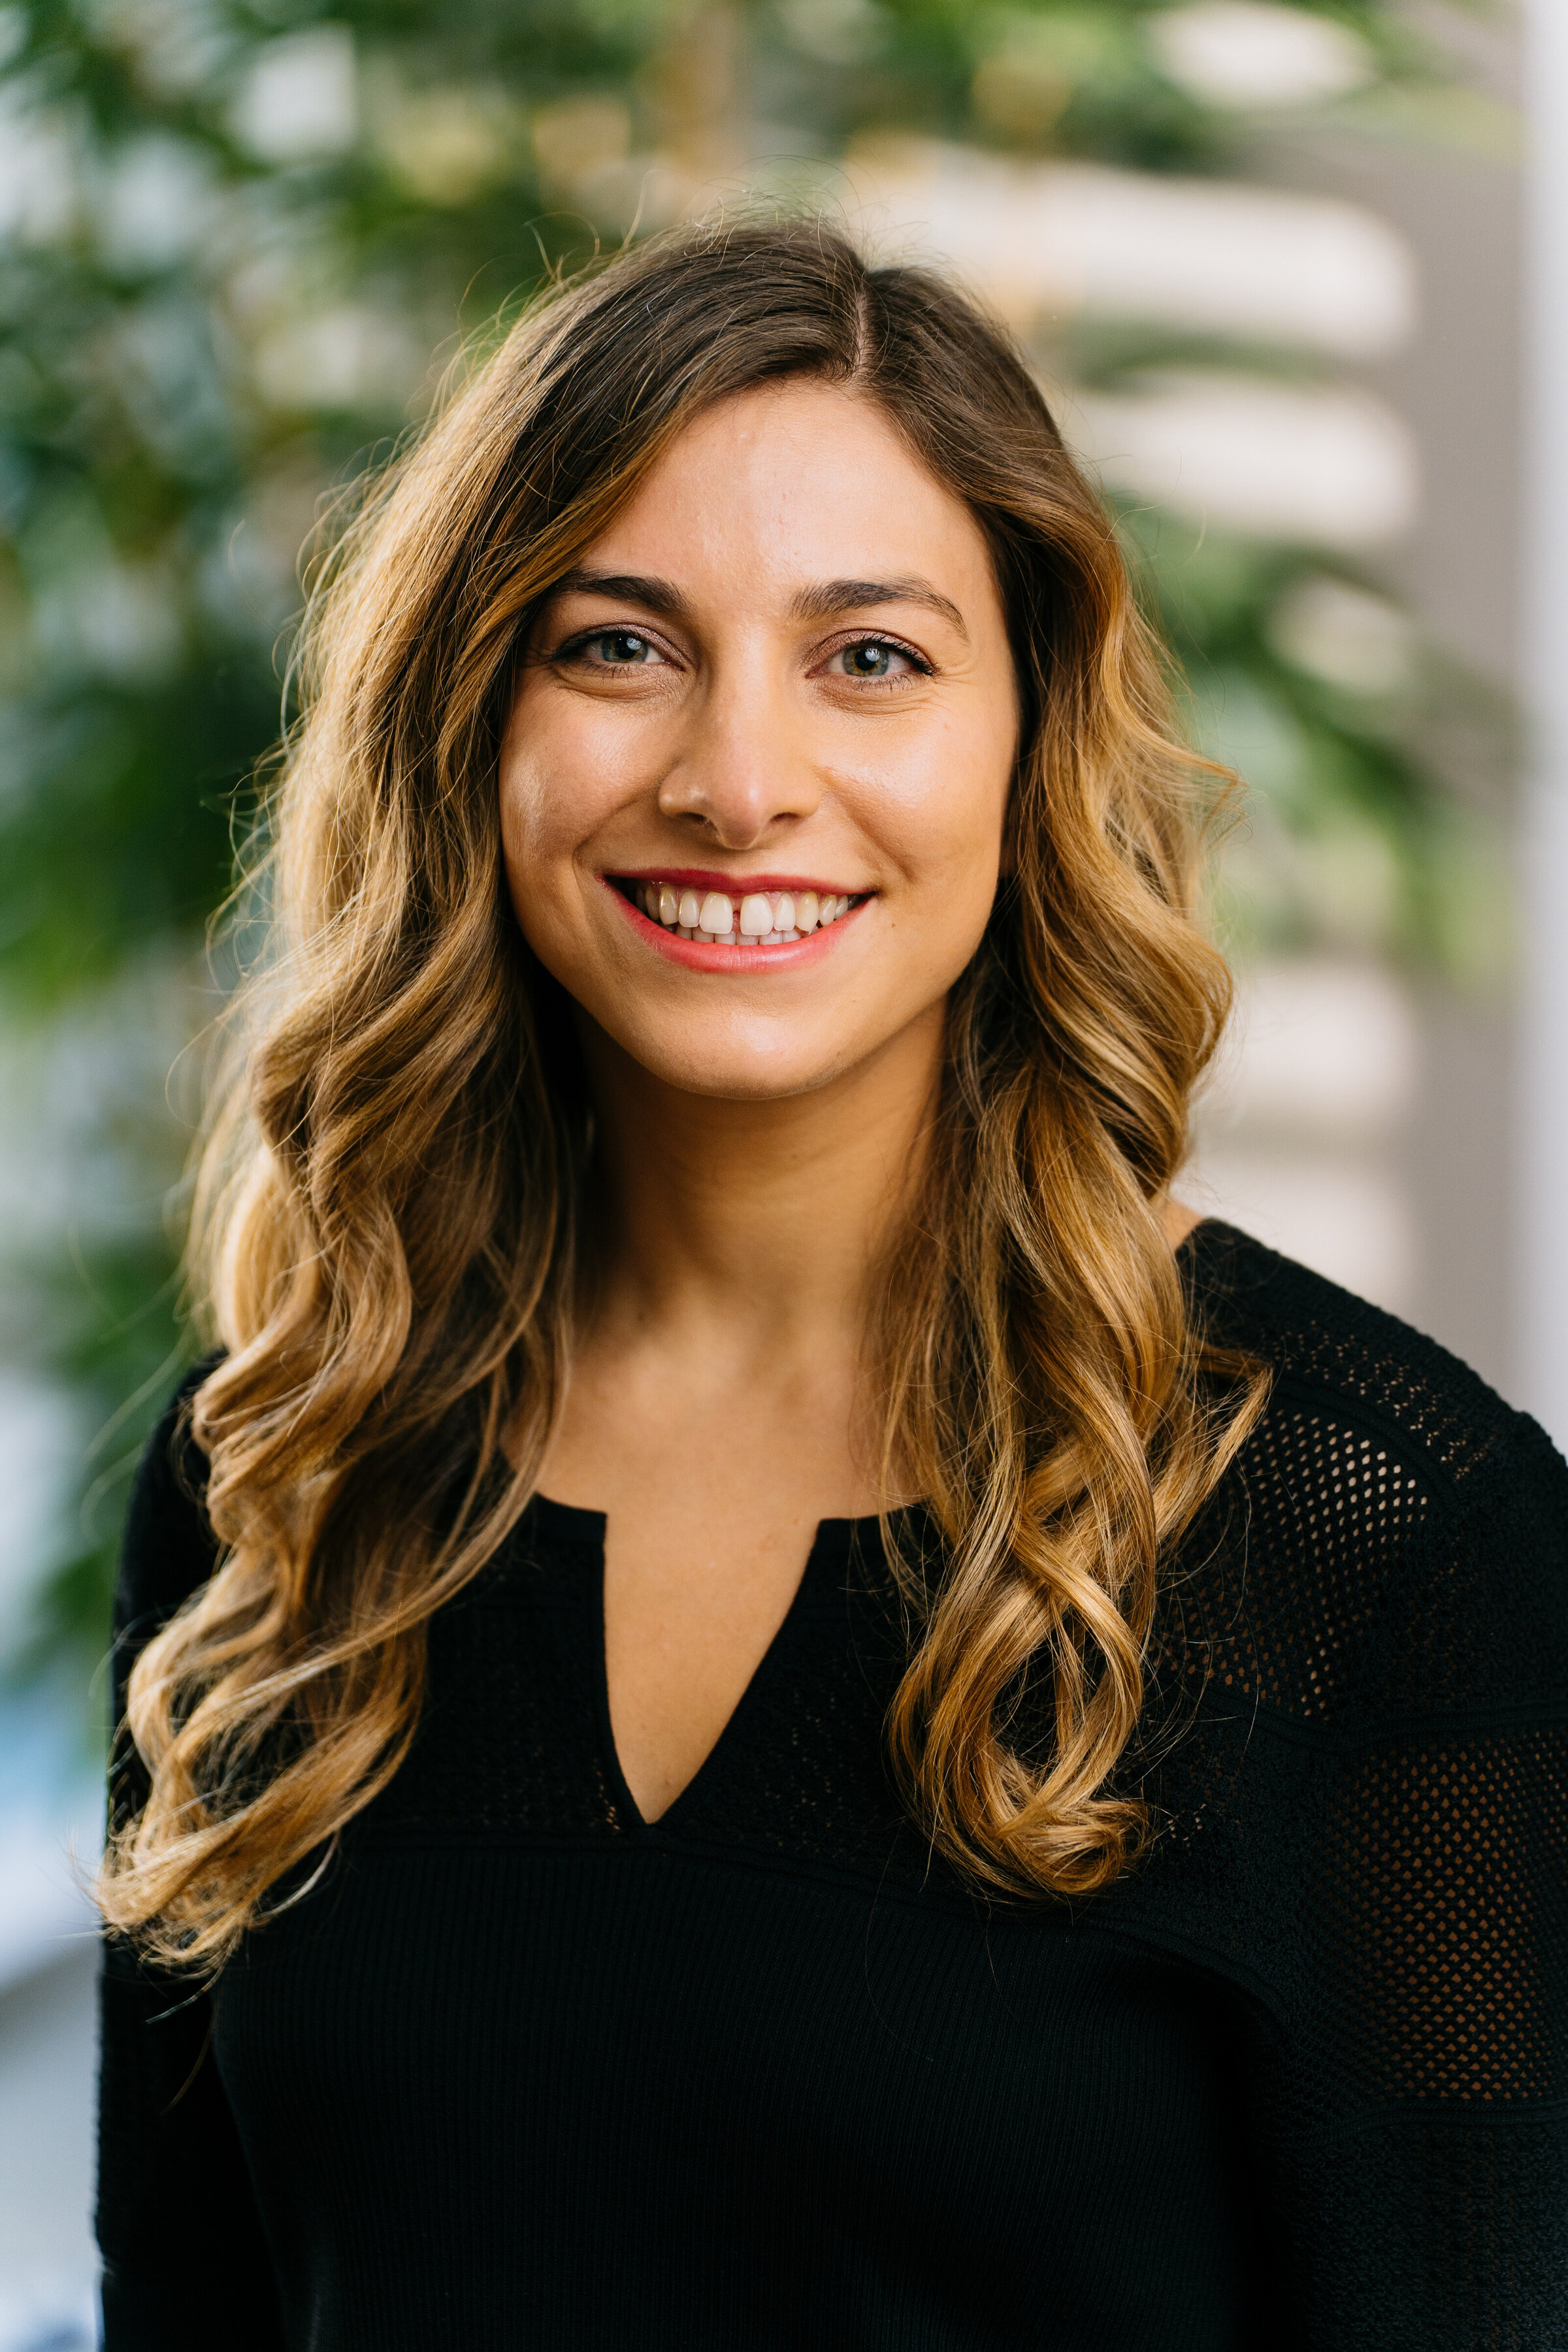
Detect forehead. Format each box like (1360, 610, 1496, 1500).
(576, 378, 998, 598)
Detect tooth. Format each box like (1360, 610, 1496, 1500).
(659, 884, 678, 926)
(678, 890, 701, 929)
(772, 892, 794, 932)
(644, 883, 659, 917)
(739, 892, 772, 937)
(699, 892, 733, 934)
(795, 890, 819, 932)
(777, 928, 799, 942)
(677, 925, 695, 938)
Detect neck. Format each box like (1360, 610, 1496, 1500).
(576, 1003, 945, 1361)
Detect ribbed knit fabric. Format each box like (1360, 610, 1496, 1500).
(97, 1222, 1568, 2349)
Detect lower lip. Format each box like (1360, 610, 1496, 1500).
(605, 883, 869, 972)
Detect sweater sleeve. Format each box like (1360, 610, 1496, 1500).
(96, 1369, 287, 2351)
(1281, 1409, 1568, 2347)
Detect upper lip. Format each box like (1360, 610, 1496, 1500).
(612, 868, 869, 895)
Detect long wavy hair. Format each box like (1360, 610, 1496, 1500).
(100, 218, 1264, 1967)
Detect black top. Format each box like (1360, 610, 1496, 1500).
(97, 1222, 1568, 2351)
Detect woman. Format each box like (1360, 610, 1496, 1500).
(97, 221, 1566, 2349)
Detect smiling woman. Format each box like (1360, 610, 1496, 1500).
(93, 222, 1567, 2349)
(497, 374, 1027, 1821)
(500, 381, 1017, 1098)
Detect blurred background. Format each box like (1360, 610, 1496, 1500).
(0, 0, 1559, 2339)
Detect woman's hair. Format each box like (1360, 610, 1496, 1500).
(100, 216, 1264, 1965)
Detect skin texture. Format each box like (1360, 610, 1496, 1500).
(499, 380, 1193, 1821)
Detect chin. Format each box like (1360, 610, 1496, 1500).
(615, 1026, 854, 1104)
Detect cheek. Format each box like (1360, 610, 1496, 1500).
(498, 695, 615, 879)
(889, 717, 1013, 976)
(877, 706, 1012, 892)
(496, 756, 596, 979)
(498, 747, 561, 879)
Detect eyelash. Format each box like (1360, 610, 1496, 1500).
(551, 627, 935, 678)
(826, 633, 933, 681)
(554, 627, 670, 671)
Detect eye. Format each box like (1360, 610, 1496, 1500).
(565, 628, 667, 669)
(825, 637, 927, 682)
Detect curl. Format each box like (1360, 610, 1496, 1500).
(99, 217, 1265, 1965)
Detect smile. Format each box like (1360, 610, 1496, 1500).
(613, 875, 864, 949)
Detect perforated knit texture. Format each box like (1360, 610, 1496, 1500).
(99, 1224, 1568, 2351)
(1207, 1402, 1432, 1716)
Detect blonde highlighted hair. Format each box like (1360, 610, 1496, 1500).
(101, 219, 1264, 1966)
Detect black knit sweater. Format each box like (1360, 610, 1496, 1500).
(97, 1223, 1568, 2349)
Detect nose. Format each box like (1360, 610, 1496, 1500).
(655, 663, 823, 849)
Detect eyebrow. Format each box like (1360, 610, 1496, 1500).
(548, 570, 691, 617)
(789, 578, 968, 640)
(547, 568, 968, 640)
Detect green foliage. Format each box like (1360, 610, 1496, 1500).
(1117, 508, 1513, 972)
(0, 0, 1501, 1706)
(7, 1235, 191, 1701)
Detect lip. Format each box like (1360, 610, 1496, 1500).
(615, 866, 866, 897)
(601, 875, 870, 972)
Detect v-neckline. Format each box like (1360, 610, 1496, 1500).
(520, 1226, 1216, 1831)
(526, 1495, 873, 1833)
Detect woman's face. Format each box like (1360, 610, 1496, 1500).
(499, 378, 1019, 1103)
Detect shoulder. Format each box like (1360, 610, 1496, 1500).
(115, 1356, 223, 1655)
(1177, 1220, 1567, 1718)
(1186, 1217, 1564, 1509)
